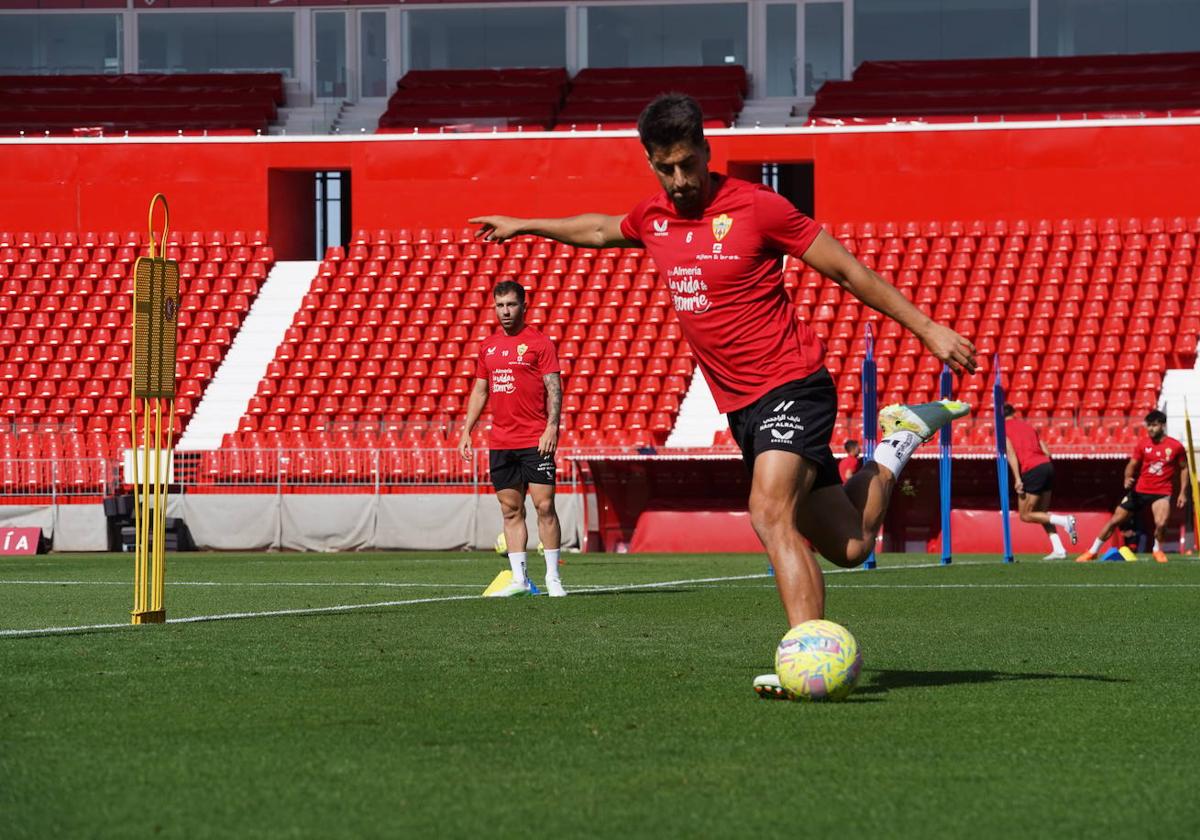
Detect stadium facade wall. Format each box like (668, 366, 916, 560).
(2, 122, 1199, 243)
(0, 493, 584, 552)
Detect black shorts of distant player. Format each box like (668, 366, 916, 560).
(1021, 462, 1054, 495)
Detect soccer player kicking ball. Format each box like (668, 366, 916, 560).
(1075, 409, 1190, 564)
(1002, 403, 1077, 559)
(471, 94, 976, 695)
(460, 281, 567, 597)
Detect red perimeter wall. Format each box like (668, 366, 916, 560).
(1, 121, 1199, 244)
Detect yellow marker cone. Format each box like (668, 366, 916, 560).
(482, 569, 514, 597)
(1118, 546, 1138, 562)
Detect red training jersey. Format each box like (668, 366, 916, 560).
(838, 456, 861, 484)
(1005, 417, 1050, 472)
(620, 174, 824, 413)
(476, 326, 560, 450)
(1132, 434, 1185, 495)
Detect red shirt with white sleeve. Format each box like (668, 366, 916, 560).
(1132, 434, 1185, 496)
(620, 174, 824, 413)
(476, 326, 560, 450)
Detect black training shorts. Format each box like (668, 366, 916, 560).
(1119, 490, 1166, 512)
(1021, 462, 1054, 495)
(726, 368, 840, 491)
(489, 447, 556, 492)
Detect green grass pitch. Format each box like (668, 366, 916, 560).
(2, 551, 1198, 838)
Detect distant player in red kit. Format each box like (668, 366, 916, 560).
(838, 440, 862, 485)
(1002, 404, 1077, 559)
(459, 280, 567, 597)
(471, 94, 977, 698)
(1076, 409, 1190, 564)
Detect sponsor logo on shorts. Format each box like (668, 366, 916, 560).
(758, 407, 806, 444)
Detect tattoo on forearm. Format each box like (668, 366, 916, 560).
(545, 373, 562, 426)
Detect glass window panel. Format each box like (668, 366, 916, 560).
(765, 4, 797, 97)
(805, 2, 844, 96)
(407, 8, 566, 69)
(138, 12, 294, 76)
(360, 11, 389, 99)
(315, 12, 347, 99)
(0, 14, 121, 75)
(587, 4, 748, 68)
(1040, 0, 1200, 56)
(855, 0, 1030, 64)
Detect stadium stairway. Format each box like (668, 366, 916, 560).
(177, 261, 319, 450)
(1161, 368, 1200, 442)
(665, 372, 724, 447)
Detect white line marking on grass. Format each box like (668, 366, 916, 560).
(3, 565, 1195, 639)
(0, 580, 483, 588)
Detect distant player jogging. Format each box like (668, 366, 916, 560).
(459, 280, 567, 597)
(471, 94, 977, 698)
(1075, 409, 1190, 564)
(1002, 404, 1077, 559)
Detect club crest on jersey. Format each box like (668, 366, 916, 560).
(517, 343, 528, 360)
(712, 214, 733, 242)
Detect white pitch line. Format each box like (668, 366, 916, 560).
(3, 564, 1195, 639)
(0, 580, 484, 589)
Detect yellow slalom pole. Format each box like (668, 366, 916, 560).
(1185, 398, 1200, 554)
(130, 193, 178, 624)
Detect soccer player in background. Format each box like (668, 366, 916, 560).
(471, 94, 977, 696)
(838, 439, 862, 484)
(1002, 404, 1078, 559)
(459, 280, 567, 597)
(1075, 409, 1189, 564)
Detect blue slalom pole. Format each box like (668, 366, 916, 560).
(861, 323, 878, 570)
(992, 354, 1015, 564)
(939, 364, 954, 566)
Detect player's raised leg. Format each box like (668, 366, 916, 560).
(799, 399, 970, 566)
(528, 482, 566, 596)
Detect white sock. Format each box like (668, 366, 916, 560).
(1089, 538, 1104, 554)
(508, 551, 527, 584)
(544, 548, 561, 580)
(1049, 533, 1065, 554)
(1049, 514, 1070, 528)
(871, 430, 923, 478)
(1153, 539, 1162, 552)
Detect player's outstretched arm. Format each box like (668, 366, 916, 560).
(800, 231, 978, 375)
(1005, 438, 1024, 495)
(459, 378, 489, 462)
(1123, 457, 1139, 489)
(470, 214, 637, 249)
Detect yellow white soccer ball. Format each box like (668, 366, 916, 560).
(775, 619, 862, 702)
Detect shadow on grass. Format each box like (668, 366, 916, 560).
(856, 668, 1129, 695)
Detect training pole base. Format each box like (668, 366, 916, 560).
(131, 610, 166, 624)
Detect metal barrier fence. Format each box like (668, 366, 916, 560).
(0, 415, 1150, 498)
(0, 457, 112, 497)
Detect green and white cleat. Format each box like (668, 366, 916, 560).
(753, 673, 796, 701)
(879, 399, 971, 443)
(483, 580, 533, 598)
